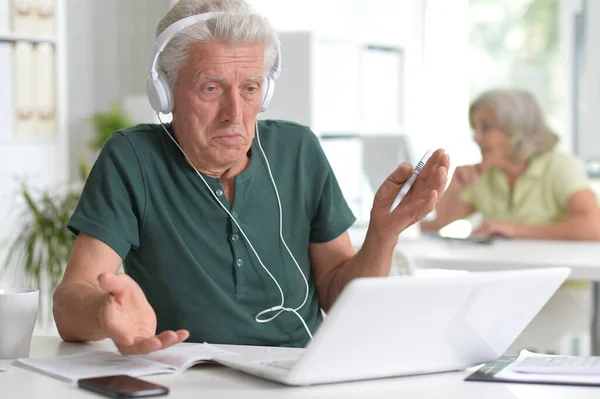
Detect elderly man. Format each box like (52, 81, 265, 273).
(53, 0, 449, 355)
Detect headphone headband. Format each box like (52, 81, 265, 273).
(147, 12, 281, 113)
(147, 12, 281, 109)
(149, 12, 225, 80)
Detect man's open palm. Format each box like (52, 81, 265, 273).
(98, 273, 189, 355)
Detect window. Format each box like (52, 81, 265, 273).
(468, 0, 564, 139)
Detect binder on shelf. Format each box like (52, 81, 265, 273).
(0, 43, 13, 139)
(13, 41, 35, 137)
(11, 0, 36, 35)
(34, 42, 56, 136)
(35, 0, 54, 36)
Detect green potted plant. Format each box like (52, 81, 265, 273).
(4, 184, 82, 296)
(89, 102, 135, 151)
(2, 102, 134, 327)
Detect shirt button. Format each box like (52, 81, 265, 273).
(231, 234, 239, 242)
(235, 259, 243, 267)
(232, 211, 238, 218)
(215, 189, 224, 197)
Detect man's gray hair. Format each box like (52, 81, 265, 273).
(156, 0, 278, 89)
(468, 89, 558, 162)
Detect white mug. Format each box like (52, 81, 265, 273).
(0, 288, 39, 359)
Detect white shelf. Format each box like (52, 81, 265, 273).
(0, 135, 58, 145)
(318, 126, 407, 138)
(0, 32, 57, 44)
(260, 31, 405, 138)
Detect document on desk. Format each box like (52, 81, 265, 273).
(466, 350, 600, 386)
(13, 343, 241, 384)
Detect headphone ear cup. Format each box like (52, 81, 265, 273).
(260, 76, 275, 113)
(146, 71, 174, 114)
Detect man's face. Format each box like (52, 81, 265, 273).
(172, 42, 264, 172)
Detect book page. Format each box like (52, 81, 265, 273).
(13, 351, 175, 383)
(143, 343, 242, 371)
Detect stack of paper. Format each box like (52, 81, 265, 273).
(498, 350, 600, 384)
(468, 350, 600, 386)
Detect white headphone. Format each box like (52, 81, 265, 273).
(146, 11, 281, 114)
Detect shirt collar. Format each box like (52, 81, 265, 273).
(523, 150, 554, 179)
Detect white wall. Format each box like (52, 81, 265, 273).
(248, 0, 420, 46)
(419, 0, 474, 167)
(248, 0, 427, 142)
(249, 0, 472, 170)
(66, 0, 171, 179)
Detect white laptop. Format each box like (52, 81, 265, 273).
(218, 267, 570, 386)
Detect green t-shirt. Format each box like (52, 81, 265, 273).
(67, 120, 356, 347)
(462, 150, 590, 223)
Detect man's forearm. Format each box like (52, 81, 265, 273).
(321, 235, 398, 311)
(53, 281, 108, 342)
(519, 216, 600, 241)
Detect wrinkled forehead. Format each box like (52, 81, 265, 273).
(185, 41, 266, 78)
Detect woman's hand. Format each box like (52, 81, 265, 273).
(472, 219, 520, 239)
(450, 163, 487, 191)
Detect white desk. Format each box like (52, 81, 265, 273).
(1, 336, 599, 398)
(398, 237, 600, 280)
(349, 229, 600, 355)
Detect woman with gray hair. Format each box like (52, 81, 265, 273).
(421, 88, 600, 240)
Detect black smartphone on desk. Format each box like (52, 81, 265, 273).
(78, 375, 169, 398)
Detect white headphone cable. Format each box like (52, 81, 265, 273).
(157, 115, 313, 340)
(253, 121, 312, 334)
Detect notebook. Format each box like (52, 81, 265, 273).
(466, 350, 600, 387)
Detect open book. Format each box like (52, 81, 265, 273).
(13, 343, 242, 384)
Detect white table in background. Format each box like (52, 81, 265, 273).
(1, 336, 599, 399)
(349, 229, 600, 355)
